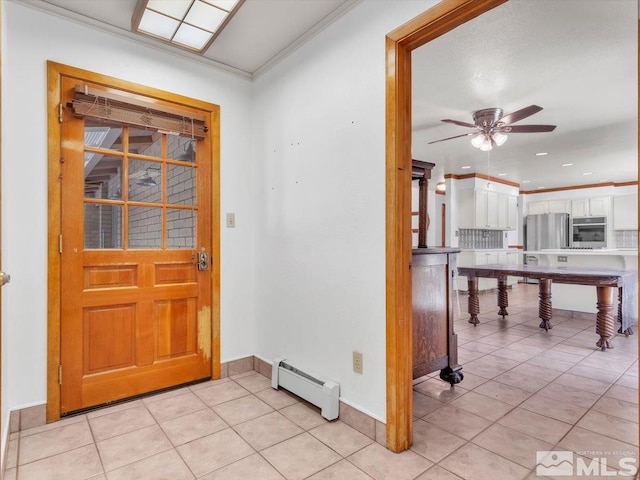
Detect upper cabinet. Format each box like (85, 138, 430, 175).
(458, 189, 517, 230)
(571, 196, 610, 217)
(613, 194, 638, 230)
(527, 199, 570, 215)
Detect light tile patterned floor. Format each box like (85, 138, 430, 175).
(4, 284, 638, 479)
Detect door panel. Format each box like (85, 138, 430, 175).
(60, 76, 212, 414)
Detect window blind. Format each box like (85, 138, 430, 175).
(69, 85, 207, 139)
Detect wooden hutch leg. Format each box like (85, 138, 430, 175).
(497, 276, 509, 318)
(617, 286, 633, 336)
(596, 286, 616, 350)
(468, 277, 480, 326)
(538, 278, 553, 331)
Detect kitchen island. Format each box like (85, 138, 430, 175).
(524, 249, 637, 313)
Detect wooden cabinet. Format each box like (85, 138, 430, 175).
(412, 249, 462, 384)
(571, 197, 609, 217)
(613, 195, 638, 229)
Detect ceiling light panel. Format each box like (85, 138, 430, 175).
(138, 9, 180, 39)
(134, 0, 243, 53)
(173, 23, 212, 50)
(147, 0, 191, 19)
(203, 0, 238, 11)
(186, 1, 227, 32)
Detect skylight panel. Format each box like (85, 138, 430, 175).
(173, 23, 212, 51)
(138, 9, 179, 40)
(133, 0, 243, 54)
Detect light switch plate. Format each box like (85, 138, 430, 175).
(226, 213, 236, 228)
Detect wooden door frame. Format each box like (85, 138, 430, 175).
(46, 61, 221, 422)
(384, 0, 506, 452)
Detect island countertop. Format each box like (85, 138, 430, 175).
(524, 249, 638, 256)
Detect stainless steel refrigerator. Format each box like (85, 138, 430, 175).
(525, 213, 570, 251)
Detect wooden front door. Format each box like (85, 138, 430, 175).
(59, 76, 213, 414)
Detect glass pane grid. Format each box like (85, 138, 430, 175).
(84, 126, 198, 251)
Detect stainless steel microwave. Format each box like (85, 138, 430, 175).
(572, 216, 606, 248)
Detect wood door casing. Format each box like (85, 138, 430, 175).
(385, 0, 507, 452)
(57, 74, 216, 414)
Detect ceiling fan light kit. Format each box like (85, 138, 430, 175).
(428, 105, 556, 151)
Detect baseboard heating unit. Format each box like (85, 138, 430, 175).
(271, 358, 340, 420)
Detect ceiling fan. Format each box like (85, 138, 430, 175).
(428, 105, 556, 151)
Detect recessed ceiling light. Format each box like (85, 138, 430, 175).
(133, 0, 243, 53)
(537, 186, 546, 189)
(461, 165, 471, 170)
(582, 172, 593, 176)
(562, 163, 573, 167)
(497, 173, 507, 177)
(522, 180, 531, 184)
(598, 179, 609, 183)
(535, 152, 549, 156)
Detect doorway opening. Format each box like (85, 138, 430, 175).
(384, 0, 506, 452)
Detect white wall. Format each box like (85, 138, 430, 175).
(251, 0, 436, 421)
(1, 0, 438, 443)
(1, 0, 255, 435)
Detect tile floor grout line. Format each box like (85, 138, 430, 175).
(84, 414, 107, 478)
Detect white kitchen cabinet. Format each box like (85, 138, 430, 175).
(571, 196, 609, 217)
(527, 201, 548, 215)
(613, 194, 638, 229)
(506, 195, 518, 230)
(527, 199, 569, 216)
(458, 189, 501, 229)
(548, 199, 570, 214)
(474, 251, 499, 265)
(497, 194, 517, 230)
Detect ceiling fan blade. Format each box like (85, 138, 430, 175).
(500, 105, 543, 125)
(507, 125, 556, 133)
(428, 132, 475, 144)
(441, 119, 478, 128)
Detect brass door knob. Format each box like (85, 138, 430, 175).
(0, 272, 10, 286)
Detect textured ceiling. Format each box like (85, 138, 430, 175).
(412, 0, 637, 191)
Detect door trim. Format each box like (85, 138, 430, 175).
(46, 61, 221, 422)
(384, 0, 505, 452)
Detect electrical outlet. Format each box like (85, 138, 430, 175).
(353, 351, 363, 374)
(226, 213, 236, 228)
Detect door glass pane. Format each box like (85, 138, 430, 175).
(128, 207, 162, 249)
(129, 159, 162, 203)
(167, 164, 196, 205)
(168, 137, 196, 163)
(84, 154, 123, 200)
(84, 119, 123, 152)
(84, 203, 122, 249)
(167, 209, 196, 249)
(128, 127, 161, 157)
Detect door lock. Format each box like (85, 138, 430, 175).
(197, 249, 209, 271)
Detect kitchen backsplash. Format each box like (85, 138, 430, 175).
(614, 230, 638, 248)
(459, 229, 503, 249)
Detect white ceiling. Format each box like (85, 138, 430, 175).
(22, 0, 356, 77)
(18, 0, 639, 191)
(412, 0, 638, 191)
